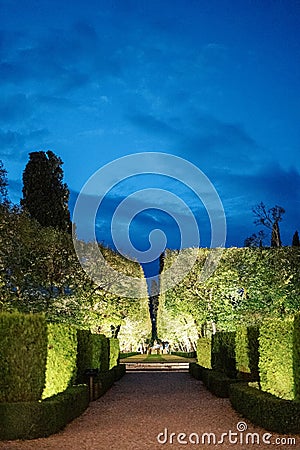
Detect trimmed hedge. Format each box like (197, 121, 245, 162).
(119, 352, 139, 358)
(76, 330, 104, 383)
(230, 382, 300, 434)
(171, 351, 196, 358)
(202, 368, 239, 398)
(43, 323, 77, 399)
(109, 338, 120, 370)
(196, 338, 212, 368)
(235, 326, 259, 381)
(0, 312, 47, 402)
(212, 331, 237, 378)
(259, 318, 294, 400)
(294, 314, 300, 401)
(99, 334, 109, 372)
(91, 364, 126, 401)
(189, 362, 202, 380)
(0, 385, 89, 440)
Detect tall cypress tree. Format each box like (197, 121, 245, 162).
(292, 231, 300, 247)
(21, 151, 71, 232)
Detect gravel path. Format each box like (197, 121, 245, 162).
(0, 372, 298, 450)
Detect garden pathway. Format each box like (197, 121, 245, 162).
(0, 371, 298, 450)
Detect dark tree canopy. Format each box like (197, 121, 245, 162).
(292, 230, 300, 247)
(21, 151, 71, 233)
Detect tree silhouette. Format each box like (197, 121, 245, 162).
(292, 230, 300, 247)
(244, 230, 266, 247)
(252, 202, 285, 247)
(21, 151, 71, 233)
(0, 160, 9, 205)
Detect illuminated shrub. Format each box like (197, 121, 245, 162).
(109, 338, 120, 370)
(259, 318, 294, 400)
(0, 312, 47, 402)
(196, 337, 212, 369)
(43, 323, 77, 398)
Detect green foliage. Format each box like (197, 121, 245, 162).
(230, 383, 300, 434)
(43, 323, 77, 398)
(0, 385, 89, 440)
(21, 150, 71, 232)
(235, 326, 259, 380)
(259, 318, 294, 400)
(159, 247, 300, 346)
(212, 331, 237, 378)
(0, 312, 47, 402)
(293, 313, 300, 401)
(99, 334, 109, 372)
(0, 205, 151, 349)
(196, 338, 212, 369)
(109, 338, 120, 370)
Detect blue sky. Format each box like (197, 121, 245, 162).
(0, 0, 299, 276)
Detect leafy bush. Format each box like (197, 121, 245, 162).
(0, 312, 47, 402)
(109, 338, 120, 370)
(212, 331, 237, 378)
(76, 330, 105, 382)
(43, 323, 77, 398)
(230, 382, 300, 434)
(196, 338, 212, 368)
(235, 326, 259, 380)
(259, 318, 294, 400)
(0, 385, 89, 440)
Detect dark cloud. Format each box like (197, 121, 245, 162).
(127, 113, 180, 138)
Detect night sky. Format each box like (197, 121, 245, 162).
(0, 0, 299, 277)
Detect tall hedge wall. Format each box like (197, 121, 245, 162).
(293, 313, 300, 401)
(77, 330, 109, 383)
(43, 323, 77, 399)
(196, 338, 212, 369)
(0, 312, 47, 402)
(109, 338, 120, 370)
(99, 334, 109, 372)
(212, 331, 237, 378)
(259, 318, 294, 400)
(235, 326, 259, 380)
